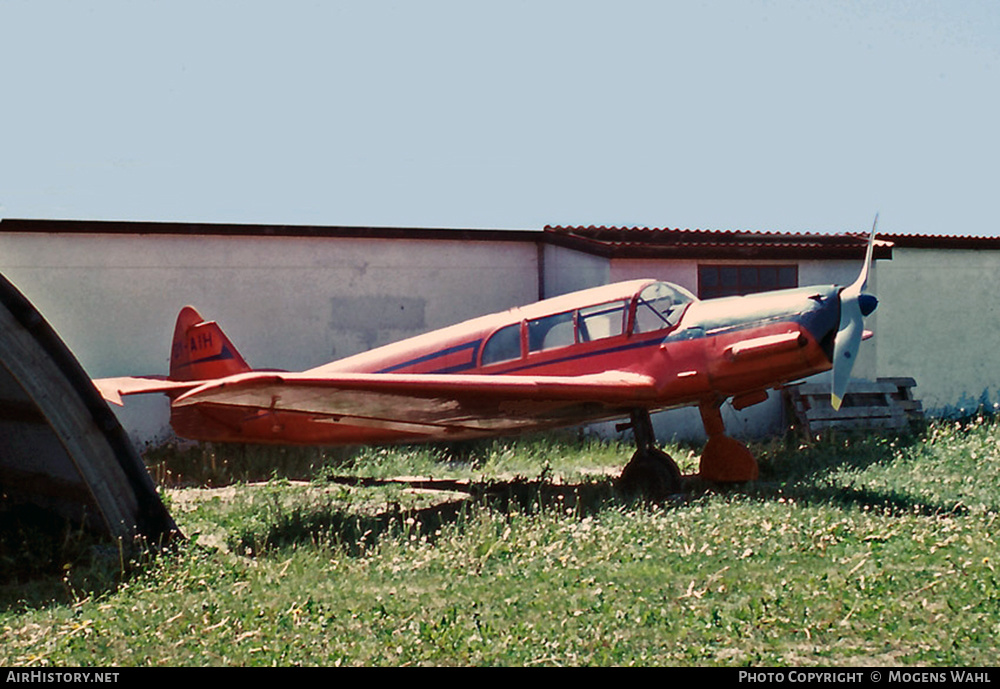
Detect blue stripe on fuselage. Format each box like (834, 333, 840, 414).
(376, 340, 482, 374)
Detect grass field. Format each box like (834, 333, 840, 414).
(1, 419, 999, 666)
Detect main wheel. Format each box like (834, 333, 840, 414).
(616, 447, 682, 500)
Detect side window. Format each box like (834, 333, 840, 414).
(528, 311, 575, 352)
(481, 323, 522, 366)
(577, 301, 625, 342)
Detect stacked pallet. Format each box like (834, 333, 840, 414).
(783, 377, 924, 436)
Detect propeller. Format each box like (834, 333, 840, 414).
(831, 215, 880, 410)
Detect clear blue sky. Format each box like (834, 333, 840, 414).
(2, 1, 997, 236)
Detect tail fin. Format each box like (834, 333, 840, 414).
(169, 306, 251, 381)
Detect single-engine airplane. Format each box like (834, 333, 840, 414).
(95, 221, 880, 493)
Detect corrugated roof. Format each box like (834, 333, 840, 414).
(875, 233, 1000, 250)
(544, 225, 894, 260)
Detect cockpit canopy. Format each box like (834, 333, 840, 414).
(481, 281, 695, 366)
(633, 282, 696, 333)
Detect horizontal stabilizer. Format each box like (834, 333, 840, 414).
(93, 376, 204, 406)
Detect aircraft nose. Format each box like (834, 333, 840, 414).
(799, 289, 841, 357)
(859, 293, 878, 317)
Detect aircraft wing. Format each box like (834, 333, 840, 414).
(172, 370, 660, 436)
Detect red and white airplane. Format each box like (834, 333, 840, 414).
(96, 223, 879, 493)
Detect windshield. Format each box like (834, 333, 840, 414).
(632, 282, 695, 333)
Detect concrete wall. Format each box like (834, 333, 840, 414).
(0, 231, 539, 442)
(609, 258, 698, 293)
(541, 244, 610, 297)
(875, 246, 1000, 413)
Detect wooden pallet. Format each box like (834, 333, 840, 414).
(783, 377, 924, 436)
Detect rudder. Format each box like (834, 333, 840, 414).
(169, 306, 251, 381)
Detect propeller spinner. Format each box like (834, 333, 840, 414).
(831, 216, 880, 411)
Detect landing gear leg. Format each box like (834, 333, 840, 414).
(698, 401, 759, 482)
(616, 409, 683, 498)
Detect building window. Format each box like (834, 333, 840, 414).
(698, 264, 798, 299)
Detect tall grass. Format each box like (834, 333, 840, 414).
(1, 421, 998, 665)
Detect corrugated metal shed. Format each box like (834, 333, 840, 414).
(0, 271, 177, 543)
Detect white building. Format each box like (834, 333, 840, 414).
(872, 233, 1000, 416)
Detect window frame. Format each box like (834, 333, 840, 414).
(629, 282, 694, 335)
(697, 264, 798, 299)
(480, 322, 524, 366)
